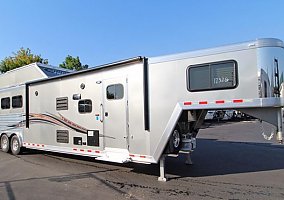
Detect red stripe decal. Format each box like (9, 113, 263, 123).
(140, 155, 146, 158)
(184, 102, 192, 105)
(73, 148, 78, 151)
(32, 144, 35, 146)
(233, 99, 243, 103)
(37, 144, 40, 147)
(199, 101, 208, 105)
(95, 150, 100, 153)
(42, 145, 45, 147)
(129, 154, 135, 157)
(87, 150, 92, 152)
(216, 100, 225, 104)
(80, 149, 84, 152)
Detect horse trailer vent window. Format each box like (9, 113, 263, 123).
(187, 60, 238, 92)
(1, 97, 10, 109)
(78, 99, 92, 113)
(107, 84, 124, 100)
(56, 97, 68, 110)
(56, 130, 69, 143)
(12, 95, 23, 108)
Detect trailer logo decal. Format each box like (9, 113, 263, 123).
(4, 113, 114, 139)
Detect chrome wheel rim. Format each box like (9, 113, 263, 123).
(12, 139, 19, 152)
(173, 130, 180, 148)
(2, 137, 8, 149)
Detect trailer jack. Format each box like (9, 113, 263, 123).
(158, 155, 167, 182)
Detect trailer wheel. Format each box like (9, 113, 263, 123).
(1, 134, 10, 153)
(10, 135, 21, 155)
(168, 127, 182, 154)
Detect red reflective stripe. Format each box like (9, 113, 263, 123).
(184, 102, 192, 105)
(80, 149, 84, 152)
(42, 145, 45, 147)
(129, 154, 135, 157)
(95, 150, 100, 153)
(87, 150, 92, 152)
(233, 99, 243, 103)
(199, 101, 208, 105)
(73, 148, 78, 151)
(216, 100, 225, 104)
(140, 155, 146, 158)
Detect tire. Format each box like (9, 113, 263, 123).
(167, 127, 182, 154)
(10, 135, 21, 155)
(1, 134, 10, 153)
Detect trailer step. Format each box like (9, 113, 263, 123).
(96, 148, 130, 163)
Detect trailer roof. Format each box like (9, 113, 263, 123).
(26, 57, 144, 86)
(149, 38, 284, 64)
(0, 63, 70, 89)
(26, 38, 284, 86)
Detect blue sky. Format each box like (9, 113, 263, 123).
(1, 1, 284, 67)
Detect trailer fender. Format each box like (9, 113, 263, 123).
(152, 103, 183, 162)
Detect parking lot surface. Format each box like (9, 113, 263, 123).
(0, 121, 284, 200)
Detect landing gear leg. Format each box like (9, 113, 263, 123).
(158, 155, 167, 182)
(185, 151, 193, 165)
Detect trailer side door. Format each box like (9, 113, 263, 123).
(102, 77, 129, 150)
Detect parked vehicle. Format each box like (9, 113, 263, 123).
(1, 38, 284, 181)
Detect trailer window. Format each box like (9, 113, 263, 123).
(1, 97, 10, 109)
(12, 95, 23, 108)
(187, 60, 237, 91)
(107, 84, 124, 100)
(78, 99, 92, 113)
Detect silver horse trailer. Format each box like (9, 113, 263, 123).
(1, 38, 284, 181)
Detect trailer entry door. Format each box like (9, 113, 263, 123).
(103, 77, 129, 150)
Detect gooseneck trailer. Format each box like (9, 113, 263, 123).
(1, 38, 284, 181)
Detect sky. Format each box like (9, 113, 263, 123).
(1, 0, 284, 67)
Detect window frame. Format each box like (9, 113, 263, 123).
(187, 60, 238, 92)
(12, 95, 23, 109)
(1, 97, 11, 110)
(106, 84, 124, 100)
(78, 99, 92, 114)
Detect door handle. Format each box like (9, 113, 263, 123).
(100, 104, 104, 122)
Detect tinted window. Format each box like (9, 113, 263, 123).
(78, 99, 92, 113)
(188, 60, 237, 91)
(107, 84, 124, 100)
(12, 95, 23, 108)
(1, 97, 10, 109)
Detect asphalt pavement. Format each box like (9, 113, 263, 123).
(0, 120, 284, 200)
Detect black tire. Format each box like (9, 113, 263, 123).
(1, 134, 10, 153)
(10, 135, 21, 155)
(167, 127, 182, 154)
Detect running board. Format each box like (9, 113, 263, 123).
(96, 148, 130, 163)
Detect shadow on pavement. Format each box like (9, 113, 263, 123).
(20, 138, 284, 180)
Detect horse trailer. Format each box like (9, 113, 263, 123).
(1, 38, 284, 181)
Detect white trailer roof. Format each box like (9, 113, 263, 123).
(0, 63, 70, 89)
(149, 38, 284, 64)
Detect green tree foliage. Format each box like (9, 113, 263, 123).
(0, 48, 48, 73)
(59, 55, 88, 71)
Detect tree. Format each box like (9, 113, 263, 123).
(0, 48, 48, 73)
(59, 55, 88, 71)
